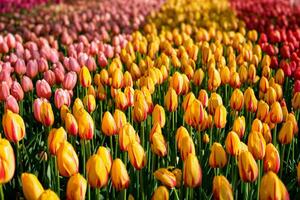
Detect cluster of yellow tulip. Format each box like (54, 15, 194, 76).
(0, 0, 300, 199)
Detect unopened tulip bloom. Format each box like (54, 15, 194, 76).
(238, 151, 258, 182)
(251, 119, 263, 133)
(208, 68, 221, 91)
(66, 173, 87, 200)
(247, 131, 266, 160)
(214, 105, 227, 129)
(198, 89, 208, 107)
(77, 110, 94, 140)
(190, 99, 204, 127)
(292, 92, 300, 110)
(244, 87, 258, 113)
(101, 111, 117, 136)
(2, 110, 26, 142)
(128, 141, 147, 170)
(115, 91, 128, 110)
(48, 127, 67, 155)
(38, 189, 59, 200)
(262, 123, 272, 143)
(269, 102, 283, 124)
(225, 131, 240, 156)
(63, 72, 77, 90)
(79, 66, 92, 88)
(123, 71, 133, 88)
(40, 101, 54, 127)
(36, 79, 52, 99)
(257, 100, 269, 122)
(5, 95, 19, 113)
(112, 68, 123, 89)
(154, 168, 177, 188)
(278, 121, 294, 144)
(164, 88, 178, 112)
(180, 136, 195, 161)
(264, 144, 280, 173)
(57, 141, 79, 177)
(65, 113, 78, 136)
(175, 126, 190, 150)
(97, 146, 112, 173)
(83, 94, 96, 113)
(119, 123, 138, 151)
(172, 168, 182, 188)
(220, 66, 230, 85)
(133, 98, 148, 122)
(232, 116, 246, 138)
(209, 142, 227, 168)
(151, 132, 167, 157)
(124, 87, 134, 107)
(86, 154, 109, 188)
(21, 173, 44, 200)
(151, 186, 169, 200)
(212, 176, 233, 200)
(152, 104, 166, 128)
(11, 81, 24, 101)
(0, 138, 15, 184)
(203, 133, 210, 144)
(184, 154, 202, 188)
(54, 88, 71, 109)
(259, 76, 269, 93)
(60, 105, 70, 122)
(230, 89, 244, 112)
(111, 159, 130, 191)
(193, 68, 205, 86)
(170, 72, 183, 95)
(259, 172, 289, 200)
(208, 93, 222, 115)
(286, 113, 298, 135)
(265, 87, 277, 105)
(21, 76, 33, 92)
(182, 92, 196, 111)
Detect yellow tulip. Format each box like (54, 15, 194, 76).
(101, 111, 117, 136)
(38, 189, 59, 200)
(21, 173, 44, 200)
(2, 109, 26, 142)
(212, 175, 233, 200)
(57, 141, 79, 177)
(209, 142, 227, 168)
(154, 168, 176, 188)
(111, 159, 130, 191)
(183, 154, 202, 188)
(151, 186, 169, 200)
(128, 141, 147, 170)
(86, 154, 109, 188)
(66, 173, 87, 200)
(79, 66, 92, 88)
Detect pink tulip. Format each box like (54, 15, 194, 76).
(53, 66, 65, 85)
(5, 95, 19, 114)
(86, 56, 96, 71)
(44, 70, 56, 86)
(15, 42, 24, 57)
(69, 57, 81, 73)
(97, 52, 108, 67)
(54, 88, 71, 109)
(37, 57, 49, 73)
(36, 79, 52, 99)
(6, 33, 16, 49)
(0, 81, 10, 101)
(63, 71, 77, 90)
(0, 42, 9, 54)
(21, 76, 33, 92)
(11, 81, 24, 101)
(15, 58, 26, 75)
(26, 59, 38, 78)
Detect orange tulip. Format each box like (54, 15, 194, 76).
(269, 102, 283, 124)
(83, 94, 96, 113)
(198, 89, 208, 108)
(133, 97, 148, 122)
(183, 154, 202, 188)
(57, 141, 79, 177)
(113, 109, 127, 132)
(232, 116, 246, 139)
(170, 72, 183, 95)
(101, 111, 117, 136)
(175, 126, 190, 150)
(212, 176, 233, 200)
(189, 99, 204, 127)
(259, 76, 269, 93)
(115, 91, 128, 111)
(66, 173, 87, 200)
(264, 143, 280, 173)
(202, 133, 210, 144)
(292, 92, 300, 110)
(180, 136, 195, 161)
(111, 159, 130, 191)
(79, 66, 92, 88)
(40, 101, 54, 127)
(48, 127, 67, 155)
(208, 68, 221, 91)
(278, 121, 294, 144)
(230, 89, 244, 111)
(286, 113, 298, 135)
(262, 123, 272, 143)
(164, 88, 178, 112)
(96, 146, 112, 173)
(265, 87, 277, 105)
(225, 131, 240, 156)
(214, 105, 227, 129)
(220, 66, 230, 85)
(151, 132, 167, 157)
(247, 131, 266, 160)
(182, 92, 196, 112)
(154, 168, 177, 188)
(0, 138, 15, 184)
(127, 141, 147, 170)
(2, 110, 26, 142)
(244, 87, 258, 113)
(119, 123, 138, 151)
(38, 189, 59, 200)
(257, 100, 269, 122)
(297, 162, 300, 186)
(65, 113, 78, 136)
(172, 168, 182, 188)
(251, 118, 263, 133)
(21, 173, 44, 200)
(60, 105, 70, 122)
(73, 98, 84, 119)
(193, 68, 205, 86)
(77, 110, 94, 140)
(86, 154, 109, 188)
(208, 93, 222, 115)
(151, 186, 169, 200)
(209, 142, 227, 168)
(238, 151, 258, 182)
(152, 104, 166, 128)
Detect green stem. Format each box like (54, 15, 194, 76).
(173, 188, 180, 200)
(257, 160, 261, 200)
(81, 140, 86, 177)
(0, 185, 4, 200)
(280, 145, 286, 178)
(110, 136, 114, 159)
(54, 156, 60, 197)
(273, 124, 277, 148)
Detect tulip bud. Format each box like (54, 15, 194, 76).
(133, 97, 148, 122)
(170, 72, 183, 95)
(154, 168, 177, 188)
(257, 100, 269, 122)
(151, 132, 167, 157)
(111, 159, 130, 191)
(86, 154, 109, 188)
(21, 173, 44, 200)
(247, 131, 266, 160)
(202, 133, 210, 144)
(238, 151, 258, 182)
(292, 92, 300, 110)
(0, 138, 15, 184)
(115, 91, 128, 111)
(54, 88, 71, 109)
(79, 66, 92, 88)
(2, 110, 26, 143)
(101, 111, 117, 136)
(112, 68, 123, 89)
(38, 189, 59, 200)
(183, 154, 202, 188)
(208, 93, 223, 115)
(152, 104, 166, 128)
(96, 146, 112, 173)
(5, 95, 19, 114)
(180, 136, 195, 161)
(193, 68, 205, 86)
(232, 116, 246, 138)
(225, 131, 240, 156)
(40, 101, 54, 127)
(36, 79, 52, 99)
(119, 123, 138, 151)
(175, 126, 190, 150)
(77, 110, 94, 140)
(113, 109, 127, 132)
(264, 87, 277, 105)
(164, 88, 178, 112)
(67, 173, 87, 200)
(48, 127, 67, 155)
(128, 141, 147, 170)
(11, 81, 24, 101)
(278, 121, 294, 144)
(208, 68, 221, 91)
(259, 172, 289, 200)
(182, 92, 196, 112)
(269, 102, 283, 124)
(21, 76, 33, 93)
(65, 113, 78, 136)
(244, 87, 258, 113)
(189, 100, 204, 127)
(259, 76, 269, 93)
(264, 143, 280, 173)
(209, 142, 227, 168)
(63, 72, 77, 90)
(197, 90, 208, 108)
(214, 105, 227, 129)
(172, 168, 182, 188)
(151, 186, 169, 200)
(212, 176, 233, 200)
(230, 89, 244, 111)
(57, 141, 79, 177)
(83, 94, 96, 113)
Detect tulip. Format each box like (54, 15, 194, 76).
(83, 94, 96, 113)
(5, 95, 19, 114)
(180, 136, 195, 161)
(262, 123, 272, 143)
(244, 87, 258, 113)
(66, 173, 87, 200)
(151, 186, 169, 200)
(21, 173, 44, 200)
(164, 88, 178, 112)
(183, 154, 202, 188)
(172, 168, 182, 188)
(154, 168, 177, 188)
(212, 176, 233, 200)
(65, 113, 78, 136)
(101, 111, 117, 136)
(119, 123, 138, 151)
(36, 79, 52, 99)
(79, 66, 92, 88)
(259, 172, 290, 200)
(265, 87, 277, 105)
(2, 110, 26, 142)
(175, 126, 190, 150)
(278, 121, 294, 144)
(209, 142, 227, 168)
(123, 71, 133, 88)
(286, 113, 298, 135)
(247, 131, 266, 160)
(63, 72, 77, 90)
(208, 68, 221, 91)
(86, 154, 109, 188)
(128, 141, 147, 170)
(151, 132, 167, 157)
(190, 99, 204, 127)
(72, 99, 84, 118)
(152, 104, 166, 128)
(124, 87, 134, 107)
(111, 159, 130, 191)
(232, 116, 246, 138)
(238, 151, 258, 182)
(297, 162, 300, 186)
(229, 89, 244, 112)
(57, 141, 79, 177)
(40, 101, 54, 127)
(208, 93, 222, 115)
(115, 91, 128, 110)
(220, 66, 230, 85)
(77, 110, 94, 140)
(193, 68, 205, 86)
(96, 146, 112, 173)
(225, 131, 240, 156)
(21, 76, 33, 92)
(202, 133, 210, 144)
(197, 90, 208, 108)
(170, 72, 183, 95)
(264, 143, 280, 173)
(214, 105, 227, 129)
(0, 138, 15, 184)
(26, 60, 38, 79)
(11, 81, 24, 101)
(292, 92, 300, 110)
(54, 88, 71, 109)
(269, 102, 283, 124)
(182, 92, 196, 111)
(257, 100, 269, 122)
(251, 118, 263, 133)
(259, 76, 269, 93)
(112, 68, 123, 89)
(133, 98, 148, 122)
(38, 189, 59, 200)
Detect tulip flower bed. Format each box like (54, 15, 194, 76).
(0, 0, 300, 199)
